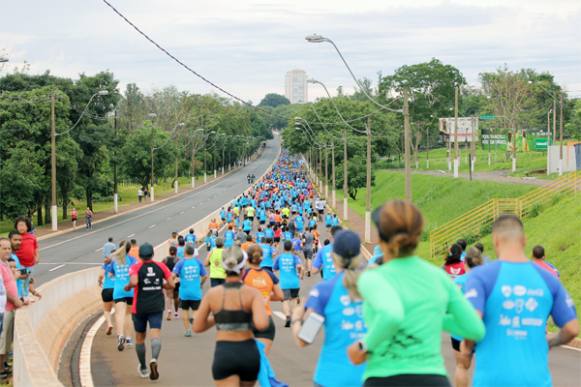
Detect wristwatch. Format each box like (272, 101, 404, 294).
(357, 340, 368, 353)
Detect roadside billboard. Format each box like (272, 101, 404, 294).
(439, 117, 479, 143)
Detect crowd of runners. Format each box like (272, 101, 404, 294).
(91, 150, 578, 386)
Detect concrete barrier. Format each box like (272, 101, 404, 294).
(14, 267, 101, 386)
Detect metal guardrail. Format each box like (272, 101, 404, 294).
(429, 171, 578, 259)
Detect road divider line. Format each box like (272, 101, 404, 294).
(39, 262, 101, 266)
(95, 247, 103, 252)
(127, 233, 135, 238)
(79, 315, 105, 387)
(149, 224, 156, 229)
(273, 311, 287, 322)
(48, 264, 66, 272)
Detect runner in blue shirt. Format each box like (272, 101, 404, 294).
(255, 226, 265, 244)
(204, 231, 216, 251)
(172, 244, 207, 337)
(224, 226, 235, 248)
(259, 238, 275, 270)
(219, 208, 226, 223)
(273, 240, 303, 327)
(464, 215, 578, 387)
(106, 241, 138, 351)
(184, 229, 196, 245)
(242, 217, 253, 233)
(265, 224, 275, 240)
(324, 213, 333, 228)
(176, 236, 186, 260)
(313, 226, 342, 280)
(294, 215, 304, 233)
(98, 255, 116, 336)
(291, 230, 367, 387)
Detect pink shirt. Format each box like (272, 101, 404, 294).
(0, 262, 18, 312)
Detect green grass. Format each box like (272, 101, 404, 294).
(475, 194, 581, 334)
(383, 147, 549, 177)
(337, 170, 534, 236)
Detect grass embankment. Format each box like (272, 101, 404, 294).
(0, 176, 202, 235)
(337, 170, 533, 243)
(384, 147, 549, 178)
(476, 194, 581, 328)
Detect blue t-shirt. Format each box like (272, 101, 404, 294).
(205, 235, 216, 250)
(107, 256, 137, 299)
(294, 216, 304, 232)
(224, 230, 235, 248)
(465, 261, 577, 387)
(264, 228, 275, 239)
(173, 258, 206, 301)
(305, 273, 367, 386)
(243, 219, 253, 232)
(256, 231, 265, 244)
(185, 233, 196, 244)
(273, 253, 301, 290)
(369, 246, 383, 265)
(220, 209, 226, 220)
(176, 246, 185, 260)
(451, 273, 470, 341)
(101, 263, 115, 289)
(259, 244, 274, 268)
(313, 244, 337, 280)
(325, 214, 333, 227)
(11, 254, 25, 297)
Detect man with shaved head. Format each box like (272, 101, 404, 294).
(463, 215, 578, 387)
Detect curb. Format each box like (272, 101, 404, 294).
(38, 150, 264, 242)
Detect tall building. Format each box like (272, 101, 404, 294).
(285, 69, 308, 104)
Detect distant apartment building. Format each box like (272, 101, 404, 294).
(285, 69, 308, 104)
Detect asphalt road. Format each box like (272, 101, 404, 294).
(36, 134, 280, 285)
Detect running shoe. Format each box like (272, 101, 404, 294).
(284, 318, 291, 328)
(126, 337, 134, 347)
(149, 359, 159, 381)
(174, 312, 179, 318)
(117, 335, 126, 352)
(184, 329, 192, 337)
(137, 364, 150, 379)
(105, 326, 113, 336)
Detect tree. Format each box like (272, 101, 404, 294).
(258, 93, 290, 108)
(335, 154, 375, 200)
(481, 67, 530, 166)
(564, 99, 581, 139)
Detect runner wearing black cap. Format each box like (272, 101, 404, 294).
(126, 243, 175, 380)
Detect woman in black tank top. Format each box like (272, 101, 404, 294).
(194, 246, 269, 386)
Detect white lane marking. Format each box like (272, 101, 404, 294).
(49, 264, 66, 272)
(79, 315, 105, 387)
(149, 224, 156, 229)
(127, 233, 135, 238)
(273, 311, 287, 321)
(191, 206, 196, 209)
(180, 211, 185, 214)
(95, 247, 103, 252)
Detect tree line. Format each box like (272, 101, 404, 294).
(0, 71, 277, 226)
(282, 59, 580, 199)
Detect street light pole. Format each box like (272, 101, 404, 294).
(324, 142, 329, 199)
(342, 128, 348, 220)
(113, 108, 119, 212)
(559, 93, 564, 176)
(50, 94, 57, 231)
(546, 108, 552, 176)
(365, 116, 372, 243)
(403, 89, 412, 201)
(331, 142, 336, 209)
(453, 85, 460, 178)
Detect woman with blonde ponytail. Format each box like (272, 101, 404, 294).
(194, 246, 269, 386)
(291, 230, 367, 387)
(347, 200, 485, 387)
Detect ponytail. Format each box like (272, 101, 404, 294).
(333, 252, 365, 300)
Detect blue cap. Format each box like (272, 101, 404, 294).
(332, 230, 361, 259)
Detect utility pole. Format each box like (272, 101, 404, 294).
(150, 146, 155, 202)
(471, 116, 477, 174)
(174, 143, 179, 193)
(191, 143, 197, 188)
(50, 93, 58, 231)
(342, 128, 349, 220)
(559, 93, 564, 176)
(546, 108, 552, 175)
(113, 108, 119, 213)
(453, 85, 459, 178)
(365, 116, 372, 243)
(403, 89, 412, 201)
(324, 143, 329, 199)
(553, 99, 557, 144)
(331, 142, 336, 209)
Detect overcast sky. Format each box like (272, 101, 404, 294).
(2, 0, 580, 103)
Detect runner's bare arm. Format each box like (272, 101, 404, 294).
(193, 294, 214, 333)
(548, 320, 579, 348)
(250, 289, 269, 331)
(270, 284, 284, 302)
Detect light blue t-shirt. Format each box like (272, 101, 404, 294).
(259, 243, 274, 268)
(107, 256, 137, 299)
(243, 219, 253, 232)
(224, 230, 235, 248)
(101, 263, 115, 289)
(185, 233, 196, 244)
(313, 244, 336, 280)
(273, 253, 301, 290)
(305, 273, 367, 386)
(173, 258, 206, 301)
(264, 228, 274, 239)
(465, 261, 577, 387)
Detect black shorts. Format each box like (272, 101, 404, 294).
(247, 216, 254, 222)
(364, 374, 451, 387)
(451, 337, 461, 352)
(273, 237, 281, 243)
(114, 296, 133, 305)
(317, 209, 324, 214)
(101, 288, 114, 303)
(253, 316, 275, 341)
(133, 312, 163, 333)
(212, 340, 260, 382)
(180, 300, 201, 310)
(283, 288, 299, 300)
(303, 249, 313, 260)
(259, 220, 266, 225)
(211, 278, 226, 288)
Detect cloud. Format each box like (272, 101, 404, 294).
(1, 0, 580, 102)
